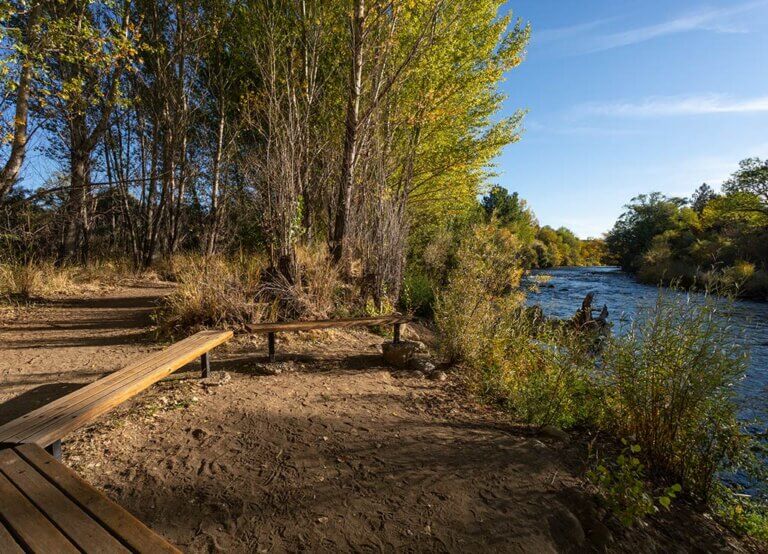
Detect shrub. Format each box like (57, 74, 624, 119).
(588, 441, 681, 526)
(712, 485, 768, 544)
(435, 223, 525, 363)
(480, 313, 594, 428)
(400, 271, 435, 317)
(435, 224, 593, 428)
(598, 289, 749, 500)
(720, 261, 756, 291)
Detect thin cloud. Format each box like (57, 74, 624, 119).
(525, 119, 642, 137)
(537, 1, 767, 55)
(534, 17, 619, 45)
(573, 94, 768, 118)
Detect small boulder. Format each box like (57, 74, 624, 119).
(408, 357, 435, 373)
(382, 341, 421, 369)
(548, 503, 586, 550)
(200, 371, 231, 388)
(539, 424, 569, 442)
(428, 370, 448, 382)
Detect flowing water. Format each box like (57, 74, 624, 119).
(526, 266, 768, 441)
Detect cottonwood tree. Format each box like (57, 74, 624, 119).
(35, 0, 138, 264)
(339, 0, 529, 301)
(1, 0, 532, 308)
(0, 1, 43, 201)
(723, 157, 768, 216)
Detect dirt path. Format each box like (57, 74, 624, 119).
(0, 283, 171, 424)
(0, 286, 747, 553)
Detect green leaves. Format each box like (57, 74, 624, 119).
(588, 443, 680, 527)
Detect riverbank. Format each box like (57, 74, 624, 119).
(2, 283, 759, 552)
(527, 266, 768, 432)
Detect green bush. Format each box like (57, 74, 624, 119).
(435, 224, 594, 428)
(598, 290, 750, 501)
(588, 441, 681, 526)
(435, 223, 765, 536)
(712, 485, 768, 543)
(400, 271, 435, 317)
(434, 223, 525, 363)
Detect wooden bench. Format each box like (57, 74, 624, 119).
(0, 329, 232, 458)
(0, 443, 179, 553)
(246, 315, 411, 362)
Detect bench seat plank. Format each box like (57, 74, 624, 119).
(0, 470, 79, 553)
(0, 329, 232, 447)
(15, 444, 181, 553)
(0, 449, 128, 553)
(247, 315, 411, 333)
(0, 330, 230, 442)
(0, 519, 25, 554)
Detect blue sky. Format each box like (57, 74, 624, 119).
(496, 0, 768, 238)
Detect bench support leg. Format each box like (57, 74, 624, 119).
(393, 323, 401, 344)
(46, 440, 62, 460)
(268, 332, 276, 362)
(201, 352, 210, 378)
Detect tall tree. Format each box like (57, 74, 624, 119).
(0, 1, 42, 200)
(36, 0, 137, 264)
(722, 157, 768, 215)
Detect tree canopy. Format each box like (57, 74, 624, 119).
(605, 159, 768, 299)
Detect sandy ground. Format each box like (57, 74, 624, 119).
(0, 285, 751, 553)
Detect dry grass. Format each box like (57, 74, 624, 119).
(260, 245, 353, 320)
(154, 246, 368, 336)
(0, 258, 153, 302)
(155, 254, 270, 337)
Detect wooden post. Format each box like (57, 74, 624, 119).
(46, 440, 62, 460)
(268, 332, 276, 362)
(393, 323, 401, 344)
(201, 352, 210, 378)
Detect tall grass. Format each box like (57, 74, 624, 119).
(0, 263, 44, 299)
(155, 254, 268, 336)
(154, 246, 359, 336)
(0, 259, 147, 302)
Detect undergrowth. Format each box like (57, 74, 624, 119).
(0, 259, 143, 301)
(154, 246, 375, 337)
(434, 224, 767, 541)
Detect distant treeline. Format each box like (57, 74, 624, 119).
(479, 186, 608, 268)
(605, 158, 768, 300)
(402, 185, 608, 315)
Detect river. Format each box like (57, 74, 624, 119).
(526, 266, 768, 440)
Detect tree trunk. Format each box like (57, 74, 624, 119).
(205, 111, 226, 256)
(58, 143, 90, 265)
(330, 0, 365, 264)
(0, 2, 42, 201)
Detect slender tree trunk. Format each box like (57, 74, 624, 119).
(330, 0, 365, 264)
(58, 133, 90, 265)
(169, 131, 187, 254)
(205, 111, 226, 256)
(0, 2, 42, 201)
